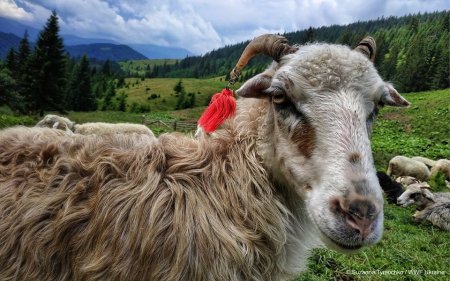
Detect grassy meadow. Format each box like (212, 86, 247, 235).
(117, 76, 233, 111)
(0, 81, 449, 281)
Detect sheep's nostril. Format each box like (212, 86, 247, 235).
(346, 212, 374, 238)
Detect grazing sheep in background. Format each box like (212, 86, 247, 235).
(387, 155, 431, 181)
(377, 171, 404, 204)
(430, 159, 450, 181)
(395, 176, 420, 187)
(74, 122, 155, 138)
(36, 114, 75, 131)
(411, 156, 436, 169)
(397, 183, 450, 231)
(0, 34, 411, 281)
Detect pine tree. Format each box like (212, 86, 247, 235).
(102, 82, 116, 111)
(17, 31, 33, 112)
(28, 11, 67, 116)
(5, 48, 18, 78)
(116, 92, 127, 112)
(70, 55, 97, 111)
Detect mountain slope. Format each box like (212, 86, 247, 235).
(128, 44, 193, 59)
(0, 32, 22, 58)
(66, 43, 147, 61)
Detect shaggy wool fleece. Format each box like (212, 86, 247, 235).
(0, 104, 298, 281)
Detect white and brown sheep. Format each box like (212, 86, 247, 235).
(395, 175, 420, 187)
(387, 155, 431, 181)
(0, 34, 410, 281)
(397, 183, 450, 231)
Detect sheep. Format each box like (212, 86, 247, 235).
(376, 171, 404, 204)
(36, 114, 155, 138)
(35, 114, 75, 131)
(387, 155, 431, 181)
(0, 34, 411, 281)
(413, 202, 450, 231)
(395, 176, 420, 187)
(430, 159, 450, 181)
(397, 183, 450, 231)
(411, 156, 436, 169)
(397, 183, 450, 209)
(73, 122, 155, 138)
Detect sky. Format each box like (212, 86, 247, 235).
(0, 0, 448, 54)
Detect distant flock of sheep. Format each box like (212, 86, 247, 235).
(378, 155, 450, 231)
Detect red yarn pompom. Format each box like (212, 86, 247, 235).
(198, 88, 236, 133)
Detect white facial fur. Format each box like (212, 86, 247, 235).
(239, 43, 409, 251)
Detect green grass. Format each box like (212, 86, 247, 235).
(119, 76, 241, 112)
(372, 89, 450, 170)
(297, 204, 450, 281)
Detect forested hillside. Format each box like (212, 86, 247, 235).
(147, 11, 449, 93)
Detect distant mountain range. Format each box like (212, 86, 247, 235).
(66, 43, 147, 61)
(0, 16, 193, 60)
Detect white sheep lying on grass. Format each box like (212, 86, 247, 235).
(397, 183, 450, 231)
(395, 176, 420, 187)
(387, 155, 431, 181)
(35, 114, 75, 131)
(36, 114, 155, 138)
(74, 122, 155, 137)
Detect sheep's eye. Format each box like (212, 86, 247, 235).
(410, 193, 418, 199)
(271, 87, 287, 104)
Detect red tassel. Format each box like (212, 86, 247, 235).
(198, 88, 236, 133)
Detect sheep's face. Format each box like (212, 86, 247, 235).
(237, 44, 409, 252)
(397, 184, 434, 208)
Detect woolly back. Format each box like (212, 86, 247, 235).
(0, 126, 290, 281)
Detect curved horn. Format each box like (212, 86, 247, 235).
(229, 34, 297, 85)
(354, 36, 376, 62)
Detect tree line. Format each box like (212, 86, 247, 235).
(144, 11, 449, 93)
(0, 11, 126, 116)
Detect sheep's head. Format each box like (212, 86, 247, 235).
(397, 183, 433, 208)
(36, 114, 75, 131)
(234, 34, 410, 252)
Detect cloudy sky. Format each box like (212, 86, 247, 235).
(0, 0, 448, 54)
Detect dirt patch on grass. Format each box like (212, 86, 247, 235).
(382, 112, 413, 133)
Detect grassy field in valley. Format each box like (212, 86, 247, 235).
(0, 86, 449, 281)
(117, 76, 242, 112)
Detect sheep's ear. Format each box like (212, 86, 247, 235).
(236, 72, 273, 98)
(380, 84, 410, 107)
(422, 188, 434, 201)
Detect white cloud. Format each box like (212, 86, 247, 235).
(0, 0, 33, 21)
(6, 0, 449, 54)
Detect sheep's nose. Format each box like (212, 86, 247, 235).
(332, 198, 380, 239)
(346, 199, 379, 238)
